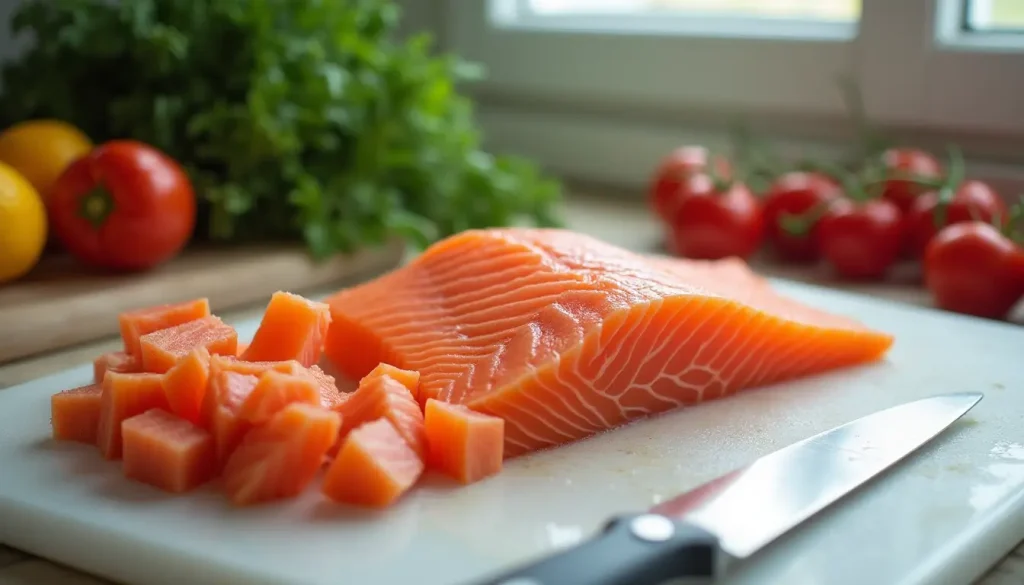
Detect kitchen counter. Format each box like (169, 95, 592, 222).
(1, 192, 1021, 585)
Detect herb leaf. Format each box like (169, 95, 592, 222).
(0, 0, 564, 259)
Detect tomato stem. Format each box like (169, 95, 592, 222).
(836, 73, 891, 163)
(858, 148, 945, 204)
(779, 197, 834, 237)
(802, 158, 874, 202)
(79, 184, 115, 230)
(704, 147, 735, 193)
(795, 159, 846, 183)
(727, 122, 795, 194)
(932, 144, 966, 229)
(1006, 197, 1024, 246)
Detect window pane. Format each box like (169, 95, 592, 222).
(965, 0, 1024, 31)
(528, 0, 861, 21)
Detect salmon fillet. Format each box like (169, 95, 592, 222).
(324, 228, 894, 458)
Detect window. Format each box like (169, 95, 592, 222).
(442, 0, 1024, 190)
(964, 0, 1024, 31)
(525, 0, 860, 23)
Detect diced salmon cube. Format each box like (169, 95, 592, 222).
(122, 408, 217, 493)
(97, 372, 170, 460)
(201, 370, 259, 464)
(118, 298, 211, 357)
(93, 351, 139, 383)
(241, 292, 331, 367)
(332, 374, 425, 457)
(308, 364, 347, 411)
(323, 309, 382, 384)
(424, 399, 504, 484)
(361, 363, 420, 401)
(161, 347, 211, 425)
(238, 370, 320, 426)
(221, 403, 340, 506)
(236, 341, 249, 356)
(322, 418, 424, 509)
(139, 316, 237, 374)
(207, 355, 343, 412)
(208, 354, 304, 378)
(51, 384, 103, 444)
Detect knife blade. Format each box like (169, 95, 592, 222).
(473, 392, 983, 585)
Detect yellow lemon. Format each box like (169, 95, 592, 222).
(0, 161, 47, 283)
(0, 119, 93, 203)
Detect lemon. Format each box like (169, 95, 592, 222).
(0, 161, 47, 283)
(0, 119, 93, 202)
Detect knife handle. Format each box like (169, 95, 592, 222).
(474, 513, 720, 585)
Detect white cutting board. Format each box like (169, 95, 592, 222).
(1, 280, 1022, 585)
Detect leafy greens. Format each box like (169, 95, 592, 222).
(0, 0, 564, 259)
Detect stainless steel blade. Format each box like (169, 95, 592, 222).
(651, 392, 983, 560)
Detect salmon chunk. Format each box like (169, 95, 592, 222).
(323, 228, 895, 457)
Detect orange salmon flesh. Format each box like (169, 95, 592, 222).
(323, 228, 894, 458)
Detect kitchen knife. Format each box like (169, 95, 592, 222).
(474, 392, 983, 585)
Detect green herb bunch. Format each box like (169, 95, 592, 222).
(0, 0, 564, 258)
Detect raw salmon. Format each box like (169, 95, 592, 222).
(322, 418, 424, 509)
(50, 384, 103, 444)
(207, 354, 303, 378)
(236, 341, 249, 356)
(206, 355, 343, 411)
(239, 370, 320, 425)
(241, 292, 331, 367)
(201, 370, 259, 464)
(424, 399, 504, 484)
(119, 298, 211, 357)
(333, 373, 425, 457)
(93, 351, 139, 383)
(362, 363, 420, 401)
(139, 316, 238, 374)
(161, 347, 211, 425)
(221, 403, 340, 506)
(97, 372, 171, 460)
(323, 228, 895, 457)
(122, 408, 217, 493)
(309, 364, 347, 411)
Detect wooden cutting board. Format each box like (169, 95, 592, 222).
(0, 240, 406, 365)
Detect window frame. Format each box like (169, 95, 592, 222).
(857, 0, 1024, 136)
(439, 0, 1024, 197)
(446, 0, 860, 120)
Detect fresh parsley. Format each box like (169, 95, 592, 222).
(0, 0, 564, 259)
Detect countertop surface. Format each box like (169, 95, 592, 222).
(1, 193, 1021, 585)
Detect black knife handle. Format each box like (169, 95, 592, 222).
(473, 513, 720, 585)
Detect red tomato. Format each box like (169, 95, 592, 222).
(923, 221, 1024, 320)
(877, 148, 943, 213)
(816, 198, 903, 280)
(48, 140, 196, 271)
(760, 171, 842, 262)
(649, 146, 732, 221)
(667, 175, 764, 260)
(905, 180, 1007, 259)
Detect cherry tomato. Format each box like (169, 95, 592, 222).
(816, 197, 903, 280)
(760, 171, 842, 262)
(667, 174, 764, 260)
(48, 140, 196, 271)
(924, 221, 1024, 320)
(905, 180, 1007, 259)
(649, 146, 732, 222)
(877, 147, 943, 214)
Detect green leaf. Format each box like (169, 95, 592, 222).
(0, 0, 564, 260)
